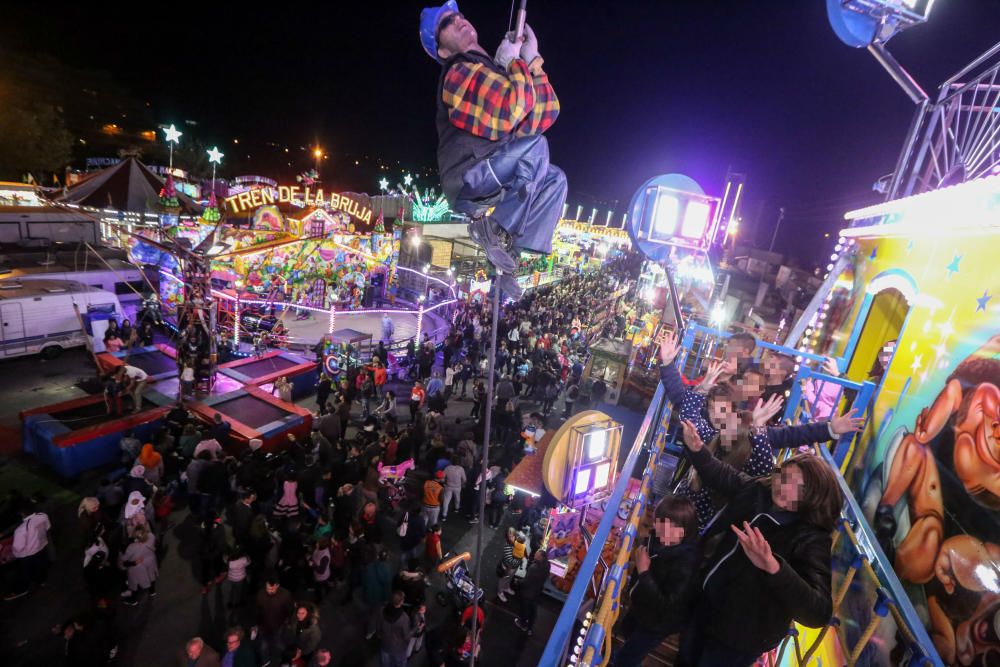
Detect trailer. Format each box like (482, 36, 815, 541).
(0, 279, 122, 359)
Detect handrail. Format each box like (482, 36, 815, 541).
(552, 328, 941, 667)
(538, 382, 666, 667)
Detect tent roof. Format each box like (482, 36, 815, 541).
(58, 157, 201, 215)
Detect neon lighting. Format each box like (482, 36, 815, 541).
(506, 484, 541, 498)
(574, 468, 592, 495)
(843, 172, 1000, 237)
(162, 125, 182, 143)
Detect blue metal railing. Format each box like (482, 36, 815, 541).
(538, 383, 667, 666)
(540, 326, 941, 667)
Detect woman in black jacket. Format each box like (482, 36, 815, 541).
(614, 494, 701, 667)
(677, 420, 845, 666)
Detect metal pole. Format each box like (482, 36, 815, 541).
(469, 272, 502, 667)
(662, 262, 686, 341)
(768, 207, 785, 253)
(867, 42, 929, 105)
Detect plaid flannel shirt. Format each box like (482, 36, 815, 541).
(442, 58, 559, 141)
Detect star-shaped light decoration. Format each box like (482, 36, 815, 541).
(163, 124, 183, 143)
(946, 254, 962, 277)
(403, 173, 413, 187)
(976, 290, 993, 313)
(910, 354, 923, 374)
(379, 178, 389, 192)
(207, 146, 224, 164)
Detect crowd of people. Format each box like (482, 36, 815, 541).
(2, 253, 647, 667)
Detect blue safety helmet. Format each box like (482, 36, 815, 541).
(420, 0, 460, 63)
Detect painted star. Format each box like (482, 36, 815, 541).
(946, 254, 962, 276)
(403, 173, 413, 187)
(206, 146, 224, 164)
(910, 355, 923, 373)
(937, 318, 955, 339)
(977, 290, 993, 313)
(932, 340, 949, 360)
(162, 124, 182, 143)
(378, 178, 389, 191)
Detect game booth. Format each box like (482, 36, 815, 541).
(503, 411, 626, 601)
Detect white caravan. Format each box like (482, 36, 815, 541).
(0, 279, 123, 359)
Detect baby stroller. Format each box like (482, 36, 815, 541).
(435, 552, 484, 611)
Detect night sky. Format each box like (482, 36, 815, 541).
(3, 1, 1000, 263)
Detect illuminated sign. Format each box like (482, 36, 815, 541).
(224, 186, 373, 224)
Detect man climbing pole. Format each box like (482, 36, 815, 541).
(420, 1, 567, 297)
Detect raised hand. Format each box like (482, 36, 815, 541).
(680, 420, 704, 452)
(732, 521, 780, 574)
(830, 408, 864, 435)
(657, 331, 680, 366)
(752, 393, 784, 427)
(698, 360, 728, 391)
(822, 357, 841, 377)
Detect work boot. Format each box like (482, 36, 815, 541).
(468, 217, 517, 275)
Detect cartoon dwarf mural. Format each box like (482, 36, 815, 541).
(869, 335, 1000, 666)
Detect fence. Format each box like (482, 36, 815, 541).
(541, 325, 940, 667)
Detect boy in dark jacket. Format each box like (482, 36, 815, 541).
(613, 495, 700, 667)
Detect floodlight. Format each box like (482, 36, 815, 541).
(586, 431, 607, 461)
(574, 469, 592, 496)
(680, 200, 711, 240)
(651, 192, 679, 237)
(593, 462, 610, 489)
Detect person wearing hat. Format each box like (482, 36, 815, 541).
(422, 470, 445, 527)
(420, 1, 566, 298)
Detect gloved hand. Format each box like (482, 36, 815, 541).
(495, 32, 522, 70)
(520, 23, 539, 64)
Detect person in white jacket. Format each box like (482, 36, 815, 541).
(4, 504, 51, 600)
(440, 457, 467, 521)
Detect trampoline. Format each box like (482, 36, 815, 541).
(97, 344, 179, 381)
(50, 399, 157, 429)
(189, 385, 313, 452)
(120, 350, 177, 376)
(21, 395, 169, 477)
(218, 350, 317, 400)
(230, 355, 300, 377)
(213, 394, 291, 430)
